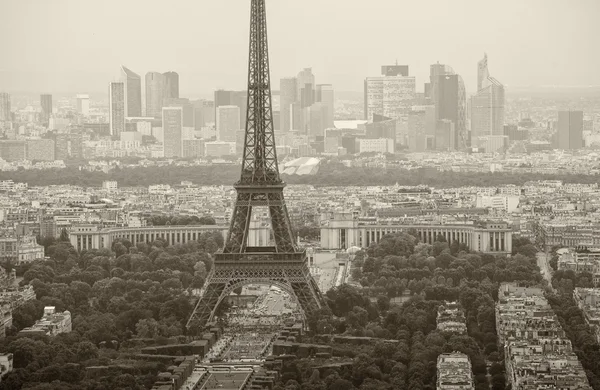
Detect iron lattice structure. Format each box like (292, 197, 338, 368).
(187, 0, 326, 331)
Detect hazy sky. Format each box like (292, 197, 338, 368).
(1, 0, 598, 97)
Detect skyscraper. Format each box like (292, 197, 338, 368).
(557, 110, 583, 150)
(435, 73, 467, 149)
(429, 63, 454, 107)
(381, 64, 409, 77)
(163, 72, 179, 99)
(214, 90, 235, 109)
(233, 92, 248, 131)
(216, 105, 240, 142)
(435, 119, 456, 151)
(164, 98, 194, 128)
(0, 93, 10, 121)
(40, 94, 52, 123)
(120, 66, 142, 117)
(109, 82, 126, 138)
(477, 53, 489, 92)
(76, 94, 90, 116)
(192, 99, 215, 129)
(471, 54, 505, 145)
(308, 102, 327, 137)
(145, 72, 165, 119)
(316, 84, 334, 129)
(471, 80, 504, 140)
(297, 68, 315, 108)
(280, 77, 297, 132)
(162, 107, 183, 157)
(364, 69, 416, 120)
(408, 106, 436, 152)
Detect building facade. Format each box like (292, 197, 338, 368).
(120, 66, 142, 117)
(557, 110, 583, 150)
(320, 212, 512, 253)
(0, 93, 10, 122)
(163, 71, 179, 100)
(69, 224, 270, 252)
(364, 76, 416, 120)
(471, 54, 505, 144)
(109, 82, 126, 137)
(358, 138, 394, 154)
(296, 68, 315, 108)
(280, 77, 297, 132)
(162, 107, 183, 158)
(437, 352, 474, 390)
(19, 306, 71, 337)
(315, 84, 334, 129)
(145, 72, 165, 119)
(40, 94, 52, 123)
(76, 94, 90, 116)
(436, 74, 467, 150)
(216, 105, 240, 142)
(0, 235, 44, 264)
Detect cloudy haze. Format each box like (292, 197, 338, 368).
(1, 0, 598, 96)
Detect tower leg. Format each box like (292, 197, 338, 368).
(187, 259, 326, 331)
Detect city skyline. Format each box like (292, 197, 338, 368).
(1, 0, 599, 96)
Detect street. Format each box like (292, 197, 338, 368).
(536, 251, 555, 291)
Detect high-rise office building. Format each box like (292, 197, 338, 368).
(54, 133, 83, 160)
(40, 94, 52, 123)
(192, 99, 215, 129)
(471, 80, 504, 140)
(280, 77, 297, 132)
(381, 64, 409, 77)
(429, 63, 454, 107)
(436, 74, 467, 149)
(76, 94, 90, 116)
(408, 106, 436, 152)
(162, 107, 183, 157)
(163, 72, 179, 99)
(308, 102, 328, 137)
(233, 92, 248, 130)
(120, 66, 142, 117)
(0, 93, 10, 121)
(291, 102, 304, 132)
(477, 53, 489, 92)
(471, 54, 505, 146)
(366, 114, 397, 143)
(557, 110, 583, 150)
(316, 84, 334, 129)
(216, 105, 240, 142)
(145, 72, 165, 119)
(164, 98, 194, 128)
(435, 119, 456, 151)
(364, 74, 415, 120)
(214, 90, 246, 130)
(214, 90, 235, 109)
(109, 82, 126, 138)
(297, 68, 315, 108)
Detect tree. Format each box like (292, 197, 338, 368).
(76, 341, 99, 361)
(135, 318, 160, 338)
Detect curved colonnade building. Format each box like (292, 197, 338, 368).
(70, 213, 512, 254)
(69, 223, 269, 252)
(320, 212, 512, 254)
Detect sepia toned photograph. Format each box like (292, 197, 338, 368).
(0, 0, 599, 389)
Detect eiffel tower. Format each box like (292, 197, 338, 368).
(186, 0, 326, 331)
